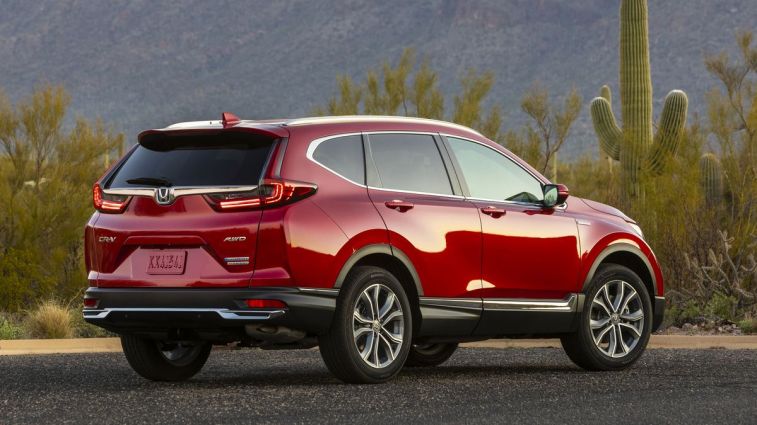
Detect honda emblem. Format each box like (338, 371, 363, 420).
(155, 187, 173, 205)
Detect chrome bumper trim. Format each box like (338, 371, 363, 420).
(83, 308, 285, 321)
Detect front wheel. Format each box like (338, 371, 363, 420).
(561, 264, 652, 371)
(319, 266, 413, 384)
(121, 335, 212, 381)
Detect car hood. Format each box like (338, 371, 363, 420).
(578, 198, 634, 223)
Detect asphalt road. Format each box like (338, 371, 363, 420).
(1, 347, 756, 424)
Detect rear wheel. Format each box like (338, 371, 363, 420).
(319, 266, 412, 384)
(120, 334, 212, 381)
(561, 264, 652, 371)
(405, 343, 458, 367)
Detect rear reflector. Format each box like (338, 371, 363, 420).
(245, 299, 287, 309)
(93, 183, 130, 213)
(205, 179, 316, 211)
(83, 298, 99, 309)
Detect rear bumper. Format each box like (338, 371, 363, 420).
(83, 287, 337, 338)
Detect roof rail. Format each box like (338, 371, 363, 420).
(284, 115, 483, 137)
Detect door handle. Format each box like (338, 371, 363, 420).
(385, 200, 414, 212)
(481, 206, 506, 218)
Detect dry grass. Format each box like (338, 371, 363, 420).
(24, 300, 74, 339)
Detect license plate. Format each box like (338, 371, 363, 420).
(146, 251, 187, 275)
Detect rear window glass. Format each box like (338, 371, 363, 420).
(312, 135, 365, 184)
(108, 132, 276, 188)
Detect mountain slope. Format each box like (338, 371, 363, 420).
(0, 0, 754, 156)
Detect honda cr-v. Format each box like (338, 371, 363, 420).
(84, 114, 664, 383)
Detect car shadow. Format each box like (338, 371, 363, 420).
(185, 363, 583, 388)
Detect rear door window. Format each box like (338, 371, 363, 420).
(368, 133, 453, 195)
(108, 132, 276, 188)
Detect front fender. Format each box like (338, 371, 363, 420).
(580, 234, 664, 297)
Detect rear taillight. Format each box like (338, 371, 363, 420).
(93, 183, 130, 213)
(205, 179, 317, 211)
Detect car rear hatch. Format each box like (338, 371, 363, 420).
(90, 124, 287, 288)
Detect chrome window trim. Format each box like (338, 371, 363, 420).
(306, 131, 466, 200)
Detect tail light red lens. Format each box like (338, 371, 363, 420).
(205, 179, 317, 211)
(83, 297, 99, 309)
(245, 299, 287, 309)
(93, 183, 130, 213)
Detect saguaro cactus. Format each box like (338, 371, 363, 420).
(699, 153, 723, 203)
(590, 0, 688, 196)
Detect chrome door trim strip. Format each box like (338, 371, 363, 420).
(298, 288, 340, 296)
(482, 294, 578, 312)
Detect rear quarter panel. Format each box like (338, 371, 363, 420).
(253, 125, 389, 289)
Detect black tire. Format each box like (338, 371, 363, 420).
(405, 343, 458, 367)
(561, 264, 653, 371)
(318, 266, 413, 384)
(120, 334, 212, 381)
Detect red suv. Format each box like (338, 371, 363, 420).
(84, 114, 664, 384)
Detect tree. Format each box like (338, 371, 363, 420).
(314, 48, 502, 142)
(0, 85, 123, 311)
(505, 84, 582, 180)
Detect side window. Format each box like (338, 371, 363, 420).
(368, 134, 453, 195)
(447, 137, 544, 203)
(312, 135, 365, 184)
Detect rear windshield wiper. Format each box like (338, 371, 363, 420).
(125, 177, 173, 187)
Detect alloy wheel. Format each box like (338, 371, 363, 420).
(352, 283, 405, 368)
(590, 280, 645, 358)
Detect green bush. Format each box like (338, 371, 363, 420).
(707, 293, 739, 323)
(665, 300, 704, 327)
(739, 317, 757, 334)
(0, 315, 24, 339)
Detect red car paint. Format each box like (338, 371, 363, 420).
(85, 116, 664, 301)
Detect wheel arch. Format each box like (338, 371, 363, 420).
(334, 244, 423, 333)
(582, 242, 657, 299)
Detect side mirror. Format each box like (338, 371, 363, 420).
(543, 184, 569, 208)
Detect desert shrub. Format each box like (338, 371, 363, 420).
(0, 314, 24, 339)
(24, 300, 74, 339)
(0, 85, 123, 312)
(665, 301, 704, 327)
(739, 317, 757, 334)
